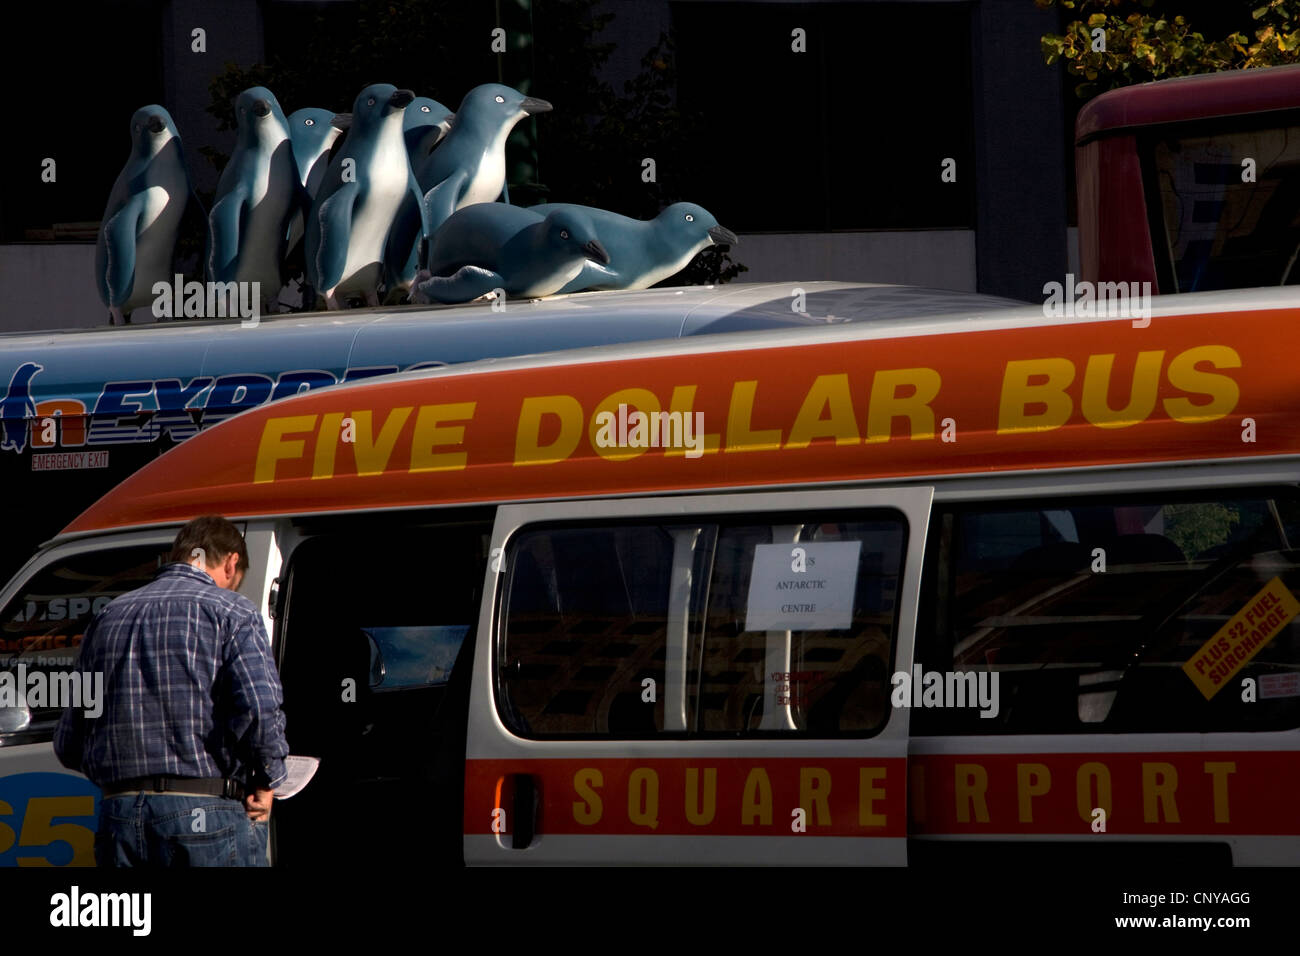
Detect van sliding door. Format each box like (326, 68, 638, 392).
(464, 487, 932, 866)
(272, 518, 491, 867)
(910, 486, 1300, 866)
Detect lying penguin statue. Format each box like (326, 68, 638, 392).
(529, 202, 737, 293)
(409, 202, 608, 304)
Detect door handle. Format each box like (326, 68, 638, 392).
(500, 773, 539, 850)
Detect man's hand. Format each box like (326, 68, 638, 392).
(244, 787, 274, 822)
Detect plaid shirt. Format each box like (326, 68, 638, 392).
(54, 563, 288, 791)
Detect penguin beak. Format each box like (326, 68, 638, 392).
(252, 99, 271, 117)
(389, 89, 416, 109)
(330, 113, 352, 131)
(521, 97, 553, 115)
(146, 115, 165, 134)
(708, 225, 738, 246)
(584, 239, 611, 265)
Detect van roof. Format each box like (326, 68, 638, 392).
(1076, 62, 1300, 145)
(58, 286, 1300, 539)
(1, 281, 1019, 342)
(1, 282, 1021, 412)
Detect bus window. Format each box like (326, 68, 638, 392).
(363, 625, 467, 691)
(0, 544, 168, 743)
(915, 492, 1300, 735)
(496, 510, 907, 739)
(498, 525, 676, 736)
(1149, 123, 1300, 292)
(693, 516, 905, 736)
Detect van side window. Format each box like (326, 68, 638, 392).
(693, 518, 904, 735)
(499, 526, 674, 735)
(915, 492, 1300, 735)
(497, 511, 907, 738)
(0, 545, 167, 742)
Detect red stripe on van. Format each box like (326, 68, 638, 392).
(464, 756, 908, 838)
(64, 309, 1300, 534)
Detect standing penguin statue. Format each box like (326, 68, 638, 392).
(529, 202, 738, 293)
(285, 106, 350, 253)
(410, 202, 609, 304)
(403, 96, 454, 167)
(95, 105, 197, 324)
(386, 84, 551, 292)
(207, 87, 305, 311)
(416, 84, 551, 230)
(305, 83, 426, 309)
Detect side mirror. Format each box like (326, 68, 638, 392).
(365, 632, 386, 689)
(0, 697, 31, 734)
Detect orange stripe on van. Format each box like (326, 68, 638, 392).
(64, 309, 1300, 534)
(464, 757, 908, 837)
(911, 751, 1300, 835)
(463, 750, 1300, 838)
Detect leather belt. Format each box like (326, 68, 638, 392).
(102, 775, 245, 802)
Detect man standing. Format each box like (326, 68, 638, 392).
(55, 515, 289, 866)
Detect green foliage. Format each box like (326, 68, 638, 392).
(201, 0, 743, 285)
(1035, 0, 1300, 99)
(679, 243, 748, 286)
(1164, 502, 1241, 558)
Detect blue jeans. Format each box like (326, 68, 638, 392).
(95, 792, 269, 867)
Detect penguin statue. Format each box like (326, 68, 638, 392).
(207, 87, 305, 311)
(285, 106, 350, 253)
(305, 83, 426, 309)
(410, 202, 609, 305)
(94, 105, 197, 324)
(386, 84, 551, 292)
(415, 84, 551, 231)
(529, 202, 738, 293)
(403, 97, 454, 167)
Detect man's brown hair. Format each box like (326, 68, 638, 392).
(169, 515, 249, 571)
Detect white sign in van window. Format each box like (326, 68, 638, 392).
(744, 541, 862, 632)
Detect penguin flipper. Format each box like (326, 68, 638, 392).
(207, 189, 248, 282)
(421, 171, 468, 245)
(383, 177, 426, 290)
(558, 261, 620, 295)
(313, 180, 360, 292)
(100, 196, 146, 307)
(410, 265, 502, 305)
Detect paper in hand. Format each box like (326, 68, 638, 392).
(274, 755, 320, 799)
